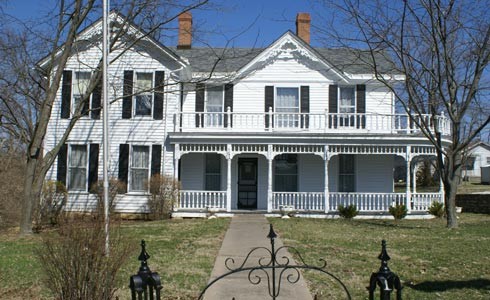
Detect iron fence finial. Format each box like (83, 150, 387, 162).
(267, 224, 277, 240)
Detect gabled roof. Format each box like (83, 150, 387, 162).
(173, 31, 399, 79)
(37, 11, 188, 70)
(468, 141, 490, 152)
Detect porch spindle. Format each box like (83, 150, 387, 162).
(406, 146, 412, 213)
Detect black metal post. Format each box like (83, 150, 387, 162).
(129, 240, 163, 300)
(368, 240, 403, 300)
(267, 224, 278, 299)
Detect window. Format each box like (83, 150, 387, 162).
(73, 71, 91, 115)
(68, 145, 87, 191)
(465, 156, 476, 170)
(274, 154, 298, 192)
(276, 87, 299, 128)
(339, 154, 355, 192)
(339, 87, 355, 126)
(206, 86, 224, 126)
(130, 146, 150, 191)
(134, 73, 153, 116)
(205, 153, 221, 190)
(487, 157, 490, 165)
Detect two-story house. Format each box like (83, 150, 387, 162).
(42, 12, 451, 217)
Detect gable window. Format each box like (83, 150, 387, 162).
(134, 73, 153, 116)
(339, 87, 355, 126)
(68, 145, 88, 191)
(274, 154, 298, 192)
(464, 156, 476, 170)
(73, 71, 91, 116)
(339, 154, 355, 192)
(205, 153, 221, 190)
(206, 86, 224, 126)
(130, 145, 150, 191)
(276, 87, 299, 128)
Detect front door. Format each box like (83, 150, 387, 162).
(237, 158, 258, 209)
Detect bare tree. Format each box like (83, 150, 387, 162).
(0, 0, 210, 234)
(314, 0, 490, 228)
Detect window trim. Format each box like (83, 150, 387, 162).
(133, 72, 154, 117)
(205, 85, 225, 126)
(67, 144, 89, 192)
(71, 71, 92, 117)
(274, 86, 300, 113)
(338, 86, 356, 114)
(129, 145, 151, 193)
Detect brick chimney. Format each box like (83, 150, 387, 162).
(178, 12, 192, 49)
(296, 13, 311, 44)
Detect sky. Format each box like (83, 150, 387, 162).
(3, 0, 329, 48)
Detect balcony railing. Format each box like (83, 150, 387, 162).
(177, 111, 451, 136)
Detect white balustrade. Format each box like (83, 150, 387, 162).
(328, 193, 406, 212)
(178, 191, 226, 210)
(411, 193, 442, 211)
(272, 192, 325, 211)
(178, 112, 450, 136)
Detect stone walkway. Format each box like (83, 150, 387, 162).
(203, 214, 313, 300)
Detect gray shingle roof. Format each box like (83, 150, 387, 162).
(172, 46, 398, 75)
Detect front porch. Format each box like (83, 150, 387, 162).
(171, 143, 443, 218)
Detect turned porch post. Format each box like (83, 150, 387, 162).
(174, 144, 180, 181)
(226, 144, 232, 212)
(405, 146, 412, 212)
(323, 146, 330, 213)
(267, 145, 273, 212)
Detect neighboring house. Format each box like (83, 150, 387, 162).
(462, 142, 490, 179)
(42, 12, 451, 217)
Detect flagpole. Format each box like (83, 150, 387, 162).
(102, 0, 110, 256)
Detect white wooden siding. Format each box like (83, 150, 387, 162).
(298, 155, 324, 192)
(356, 155, 394, 193)
(180, 153, 205, 190)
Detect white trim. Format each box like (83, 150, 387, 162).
(67, 143, 89, 192)
(133, 71, 155, 117)
(128, 144, 151, 193)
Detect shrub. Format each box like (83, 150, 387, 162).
(428, 201, 445, 218)
(147, 174, 180, 220)
(38, 215, 131, 300)
(0, 152, 24, 230)
(389, 204, 408, 220)
(33, 181, 67, 232)
(91, 178, 126, 217)
(338, 204, 359, 219)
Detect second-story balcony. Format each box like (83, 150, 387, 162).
(176, 110, 451, 136)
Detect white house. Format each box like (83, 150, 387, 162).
(42, 12, 451, 217)
(463, 142, 490, 179)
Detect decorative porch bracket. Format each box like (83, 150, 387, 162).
(197, 224, 351, 299)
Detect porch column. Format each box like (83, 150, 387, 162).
(174, 144, 180, 181)
(267, 145, 273, 212)
(439, 157, 445, 203)
(226, 145, 232, 212)
(405, 146, 412, 212)
(323, 146, 330, 213)
(412, 160, 417, 194)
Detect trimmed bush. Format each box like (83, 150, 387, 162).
(338, 204, 359, 219)
(428, 201, 445, 218)
(389, 204, 408, 220)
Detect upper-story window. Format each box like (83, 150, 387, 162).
(68, 144, 88, 191)
(72, 71, 91, 116)
(206, 86, 224, 126)
(134, 73, 153, 116)
(276, 87, 299, 128)
(339, 87, 355, 114)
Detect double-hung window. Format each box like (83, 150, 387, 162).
(206, 86, 224, 127)
(72, 71, 91, 116)
(134, 73, 153, 116)
(339, 154, 355, 192)
(130, 146, 150, 191)
(276, 87, 299, 128)
(339, 87, 355, 127)
(205, 153, 221, 190)
(68, 145, 88, 191)
(274, 154, 298, 192)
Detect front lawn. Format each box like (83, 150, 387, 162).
(270, 214, 490, 300)
(0, 218, 230, 300)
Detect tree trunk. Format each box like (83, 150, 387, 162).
(20, 156, 39, 234)
(444, 177, 459, 229)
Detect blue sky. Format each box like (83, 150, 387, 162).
(4, 0, 326, 48)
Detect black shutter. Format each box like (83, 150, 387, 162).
(91, 79, 102, 119)
(153, 71, 165, 120)
(88, 144, 99, 192)
(118, 144, 129, 193)
(151, 144, 162, 176)
(265, 86, 274, 128)
(300, 86, 310, 128)
(195, 83, 205, 127)
(122, 71, 133, 119)
(224, 84, 234, 127)
(61, 70, 72, 119)
(356, 84, 366, 128)
(329, 85, 338, 128)
(57, 144, 68, 187)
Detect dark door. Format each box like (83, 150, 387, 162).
(237, 158, 258, 209)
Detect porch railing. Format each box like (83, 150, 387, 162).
(329, 193, 406, 212)
(178, 190, 226, 210)
(411, 193, 442, 211)
(177, 111, 451, 136)
(272, 192, 325, 211)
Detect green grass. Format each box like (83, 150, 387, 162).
(270, 214, 490, 300)
(0, 218, 230, 300)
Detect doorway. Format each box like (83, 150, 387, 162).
(237, 158, 258, 209)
